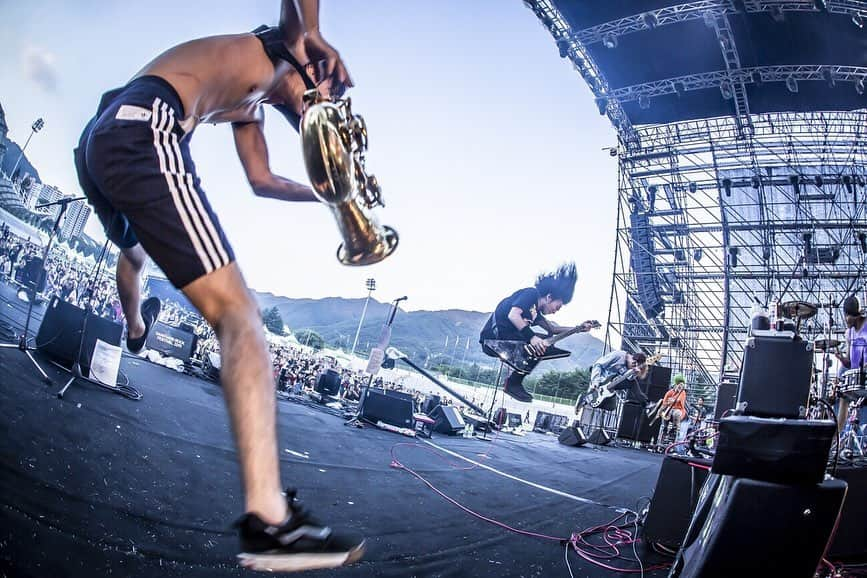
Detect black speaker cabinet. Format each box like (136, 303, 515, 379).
(828, 465, 867, 560)
(674, 475, 847, 578)
(617, 401, 656, 443)
(738, 333, 813, 418)
(315, 368, 341, 396)
(558, 425, 587, 447)
(36, 296, 123, 374)
(643, 455, 712, 547)
(359, 387, 414, 429)
(145, 321, 196, 362)
(429, 404, 465, 435)
(421, 394, 441, 415)
(714, 381, 738, 421)
(588, 428, 611, 445)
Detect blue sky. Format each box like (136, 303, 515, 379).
(0, 0, 618, 325)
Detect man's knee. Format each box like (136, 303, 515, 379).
(182, 264, 260, 331)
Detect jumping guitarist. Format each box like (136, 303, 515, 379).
(578, 350, 651, 413)
(479, 263, 597, 402)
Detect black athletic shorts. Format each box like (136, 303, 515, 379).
(75, 75, 235, 289)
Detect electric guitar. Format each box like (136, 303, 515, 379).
(483, 320, 601, 376)
(584, 353, 662, 408)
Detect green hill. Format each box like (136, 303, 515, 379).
(255, 293, 604, 371)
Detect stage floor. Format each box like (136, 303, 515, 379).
(0, 287, 669, 577)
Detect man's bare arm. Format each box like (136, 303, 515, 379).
(232, 120, 319, 202)
(279, 0, 353, 91)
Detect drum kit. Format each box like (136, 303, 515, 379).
(776, 298, 866, 458)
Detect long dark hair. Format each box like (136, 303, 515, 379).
(535, 262, 578, 304)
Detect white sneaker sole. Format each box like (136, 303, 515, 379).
(237, 541, 365, 572)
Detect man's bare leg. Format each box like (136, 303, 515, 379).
(182, 262, 287, 524)
(116, 244, 148, 339)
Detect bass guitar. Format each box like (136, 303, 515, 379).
(584, 353, 662, 408)
(483, 320, 601, 376)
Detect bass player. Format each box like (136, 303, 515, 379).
(578, 350, 650, 413)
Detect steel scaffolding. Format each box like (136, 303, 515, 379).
(608, 111, 867, 390)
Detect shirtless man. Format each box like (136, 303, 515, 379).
(74, 1, 362, 572)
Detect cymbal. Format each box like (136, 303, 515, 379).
(780, 300, 818, 320)
(814, 338, 842, 351)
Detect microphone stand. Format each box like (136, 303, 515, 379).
(0, 196, 85, 384)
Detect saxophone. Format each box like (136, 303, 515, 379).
(300, 90, 398, 266)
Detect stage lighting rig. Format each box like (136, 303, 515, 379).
(786, 76, 799, 93)
(729, 247, 739, 268)
(602, 33, 617, 49)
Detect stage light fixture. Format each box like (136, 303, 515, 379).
(688, 182, 697, 193)
(638, 94, 651, 109)
(720, 80, 734, 100)
(814, 175, 824, 188)
(556, 38, 570, 59)
(750, 71, 764, 86)
(803, 233, 813, 259)
(733, 0, 747, 13)
(856, 77, 866, 96)
(814, 0, 828, 12)
(762, 246, 771, 261)
(602, 33, 618, 49)
(789, 174, 801, 195)
(673, 81, 685, 98)
(859, 233, 867, 254)
(822, 68, 835, 88)
(694, 248, 703, 262)
(648, 185, 657, 211)
(722, 177, 732, 197)
(843, 174, 854, 194)
(751, 176, 761, 189)
(771, 6, 785, 21)
(853, 13, 865, 28)
(595, 97, 609, 115)
(703, 11, 716, 28)
(786, 76, 799, 93)
(643, 12, 659, 29)
(729, 247, 739, 268)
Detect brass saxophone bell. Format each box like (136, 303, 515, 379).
(300, 90, 398, 266)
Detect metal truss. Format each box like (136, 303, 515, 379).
(611, 65, 867, 102)
(574, 1, 867, 47)
(524, 0, 641, 149)
(604, 110, 867, 405)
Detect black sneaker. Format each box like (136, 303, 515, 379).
(235, 489, 365, 573)
(126, 296, 161, 354)
(503, 373, 533, 402)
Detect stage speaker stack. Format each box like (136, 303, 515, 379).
(617, 401, 656, 443)
(713, 380, 738, 421)
(429, 404, 464, 435)
(36, 296, 123, 375)
(315, 368, 341, 396)
(557, 425, 587, 447)
(643, 455, 711, 547)
(668, 330, 845, 578)
(358, 387, 414, 429)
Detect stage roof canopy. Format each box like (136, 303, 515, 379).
(533, 0, 867, 134)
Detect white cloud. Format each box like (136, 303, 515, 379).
(22, 45, 58, 93)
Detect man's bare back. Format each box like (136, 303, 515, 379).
(135, 33, 306, 130)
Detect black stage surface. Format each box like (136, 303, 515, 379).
(0, 285, 668, 577)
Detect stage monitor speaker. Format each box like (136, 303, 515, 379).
(712, 416, 835, 485)
(643, 455, 712, 547)
(675, 475, 847, 578)
(533, 411, 569, 433)
(713, 381, 738, 421)
(558, 426, 587, 447)
(506, 412, 523, 428)
(421, 394, 441, 415)
(617, 401, 656, 443)
(36, 296, 123, 374)
(588, 428, 611, 445)
(359, 387, 414, 429)
(145, 321, 196, 362)
(20, 256, 46, 293)
(315, 368, 341, 396)
(738, 333, 812, 418)
(429, 404, 465, 435)
(828, 465, 867, 560)
(492, 407, 508, 428)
